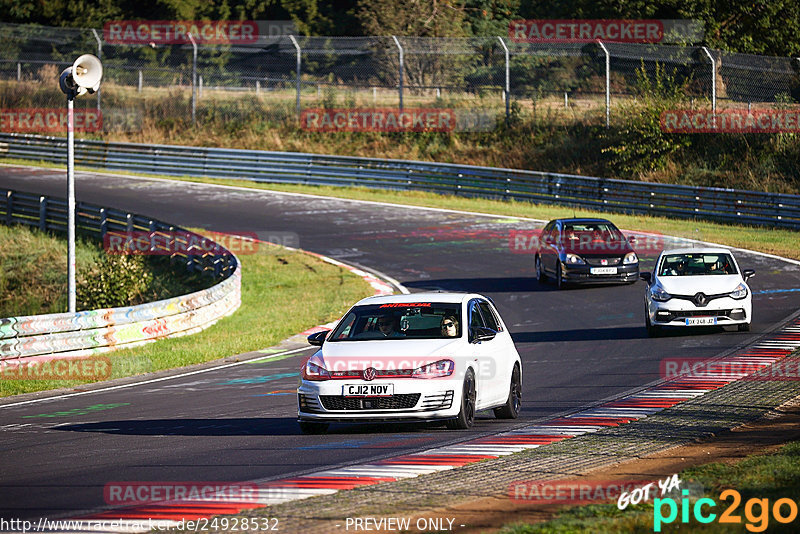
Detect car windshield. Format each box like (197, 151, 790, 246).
(658, 253, 737, 276)
(562, 222, 625, 246)
(329, 302, 462, 341)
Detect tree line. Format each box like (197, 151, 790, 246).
(1, 0, 798, 57)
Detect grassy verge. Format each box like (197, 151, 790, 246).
(0, 224, 208, 317)
(498, 440, 800, 533)
(5, 158, 795, 261)
(0, 239, 373, 397)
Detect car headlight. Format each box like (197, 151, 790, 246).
(412, 359, 454, 379)
(623, 252, 638, 265)
(730, 283, 748, 300)
(302, 361, 330, 381)
(564, 253, 585, 265)
(650, 284, 672, 302)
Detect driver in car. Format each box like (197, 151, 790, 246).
(441, 315, 459, 337)
(377, 314, 404, 337)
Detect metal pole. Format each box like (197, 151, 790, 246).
(597, 40, 610, 128)
(138, 70, 142, 92)
(91, 29, 102, 114)
(188, 33, 197, 125)
(288, 35, 301, 121)
(701, 46, 716, 114)
(199, 75, 203, 98)
(497, 37, 510, 123)
(67, 96, 76, 313)
(17, 63, 21, 81)
(392, 36, 403, 111)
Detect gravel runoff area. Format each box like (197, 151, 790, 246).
(236, 348, 800, 534)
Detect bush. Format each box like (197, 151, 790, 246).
(76, 254, 153, 309)
(601, 63, 692, 176)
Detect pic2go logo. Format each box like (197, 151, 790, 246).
(654, 489, 799, 532)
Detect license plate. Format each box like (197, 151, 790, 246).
(343, 384, 394, 397)
(590, 267, 618, 275)
(685, 317, 717, 326)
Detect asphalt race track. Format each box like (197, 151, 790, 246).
(1, 165, 800, 522)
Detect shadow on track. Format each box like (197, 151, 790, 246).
(403, 277, 553, 293)
(55, 418, 299, 436)
(54, 418, 489, 436)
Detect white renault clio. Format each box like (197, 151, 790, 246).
(641, 248, 755, 337)
(297, 292, 523, 434)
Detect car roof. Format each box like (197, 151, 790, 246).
(353, 292, 479, 306)
(660, 247, 734, 256)
(552, 218, 615, 225)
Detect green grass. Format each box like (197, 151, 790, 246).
(0, 224, 213, 317)
(0, 224, 89, 316)
(0, 240, 373, 397)
(498, 441, 800, 533)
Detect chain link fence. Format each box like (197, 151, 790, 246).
(0, 22, 798, 133)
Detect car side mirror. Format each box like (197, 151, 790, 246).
(743, 269, 755, 281)
(470, 327, 497, 343)
(308, 331, 328, 346)
(639, 272, 652, 284)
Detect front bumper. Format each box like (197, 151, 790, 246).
(298, 378, 458, 422)
(647, 296, 751, 326)
(561, 263, 639, 284)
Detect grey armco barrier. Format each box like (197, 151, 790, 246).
(2, 132, 800, 229)
(0, 189, 241, 360)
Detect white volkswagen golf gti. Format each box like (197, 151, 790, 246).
(297, 292, 523, 434)
(641, 248, 755, 337)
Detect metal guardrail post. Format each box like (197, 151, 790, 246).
(39, 196, 47, 231)
(188, 33, 197, 125)
(597, 40, 610, 128)
(91, 29, 102, 114)
(392, 36, 404, 112)
(6, 191, 12, 225)
(288, 35, 302, 122)
(701, 47, 716, 116)
(497, 37, 510, 124)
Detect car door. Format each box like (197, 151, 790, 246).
(477, 299, 512, 405)
(543, 222, 562, 276)
(467, 299, 507, 409)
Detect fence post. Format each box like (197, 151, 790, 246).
(596, 40, 610, 128)
(188, 33, 197, 125)
(99, 207, 107, 237)
(701, 47, 716, 115)
(17, 63, 21, 81)
(392, 36, 404, 111)
(91, 29, 102, 114)
(39, 196, 47, 231)
(199, 75, 203, 98)
(138, 70, 142, 92)
(497, 37, 510, 123)
(288, 35, 302, 122)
